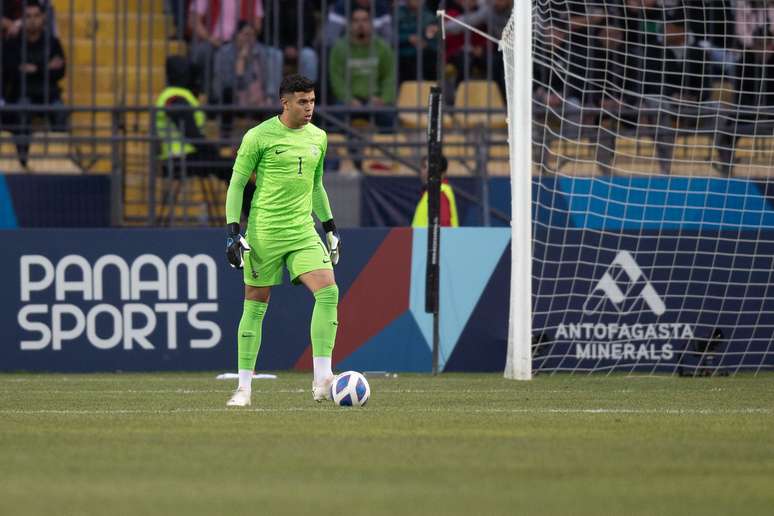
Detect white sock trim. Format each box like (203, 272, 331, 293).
(313, 357, 333, 385)
(238, 369, 253, 391)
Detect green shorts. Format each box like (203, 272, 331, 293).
(243, 232, 332, 287)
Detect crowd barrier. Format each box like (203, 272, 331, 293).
(0, 173, 511, 229)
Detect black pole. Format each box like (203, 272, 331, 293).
(426, 86, 443, 375)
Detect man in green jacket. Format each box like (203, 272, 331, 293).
(328, 7, 396, 128)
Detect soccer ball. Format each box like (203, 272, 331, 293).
(331, 371, 370, 407)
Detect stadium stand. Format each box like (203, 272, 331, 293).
(8, 1, 774, 227)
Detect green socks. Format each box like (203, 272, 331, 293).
(237, 286, 336, 372)
(311, 285, 339, 358)
(237, 300, 268, 371)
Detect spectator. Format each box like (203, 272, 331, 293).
(2, 0, 55, 39)
(587, 21, 640, 173)
(329, 7, 396, 126)
(714, 24, 774, 174)
(155, 55, 253, 218)
(1, 0, 66, 167)
(451, 0, 512, 38)
(412, 155, 459, 228)
(1, 1, 23, 39)
(643, 12, 712, 102)
(271, 0, 319, 80)
(325, 0, 392, 45)
(735, 25, 774, 121)
(166, 0, 190, 40)
(187, 0, 265, 100)
(445, 0, 482, 60)
(445, 0, 487, 91)
(734, 0, 774, 50)
(534, 12, 601, 141)
(533, 23, 567, 112)
(590, 23, 640, 117)
(445, 0, 513, 97)
(558, 2, 604, 109)
(213, 20, 279, 136)
(397, 0, 439, 82)
(694, 2, 738, 79)
(645, 12, 714, 173)
(621, 0, 662, 48)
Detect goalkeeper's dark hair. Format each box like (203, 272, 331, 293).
(279, 74, 316, 97)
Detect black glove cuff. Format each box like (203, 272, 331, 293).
(322, 219, 337, 234)
(227, 222, 241, 237)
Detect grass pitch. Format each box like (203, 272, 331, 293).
(1, 373, 773, 516)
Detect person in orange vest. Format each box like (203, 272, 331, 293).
(412, 154, 459, 227)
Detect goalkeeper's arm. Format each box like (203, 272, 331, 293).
(225, 170, 250, 225)
(312, 141, 341, 265)
(224, 131, 260, 269)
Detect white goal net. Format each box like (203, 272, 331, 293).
(502, 1, 774, 377)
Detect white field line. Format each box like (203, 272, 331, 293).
(1, 376, 740, 383)
(0, 407, 770, 416)
(0, 388, 655, 394)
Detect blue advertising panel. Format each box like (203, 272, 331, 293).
(0, 227, 514, 373)
(0, 228, 243, 371)
(3, 224, 772, 374)
(533, 227, 774, 372)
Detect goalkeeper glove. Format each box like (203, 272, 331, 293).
(226, 222, 251, 269)
(322, 219, 341, 265)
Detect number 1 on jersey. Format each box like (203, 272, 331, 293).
(297, 157, 302, 176)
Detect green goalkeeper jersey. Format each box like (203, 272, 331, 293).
(226, 116, 332, 240)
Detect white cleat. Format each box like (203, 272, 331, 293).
(226, 388, 251, 407)
(312, 375, 335, 402)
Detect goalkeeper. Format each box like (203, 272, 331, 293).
(223, 74, 341, 407)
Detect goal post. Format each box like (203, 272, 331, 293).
(495, 1, 774, 376)
(502, 3, 533, 380)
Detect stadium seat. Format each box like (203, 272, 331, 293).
(611, 136, 662, 176)
(487, 141, 510, 176)
(363, 134, 415, 175)
(326, 132, 357, 173)
(669, 162, 721, 177)
(28, 132, 72, 157)
(0, 131, 25, 173)
(733, 137, 774, 178)
(735, 136, 774, 162)
(453, 80, 507, 129)
(669, 135, 719, 176)
(613, 134, 720, 176)
(397, 81, 434, 129)
(28, 159, 82, 174)
(25, 133, 81, 174)
(397, 81, 454, 129)
(672, 134, 715, 161)
(709, 79, 736, 104)
(156, 175, 225, 226)
(0, 131, 82, 174)
(444, 133, 476, 176)
(546, 138, 600, 176)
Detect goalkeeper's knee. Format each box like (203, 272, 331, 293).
(314, 284, 339, 306)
